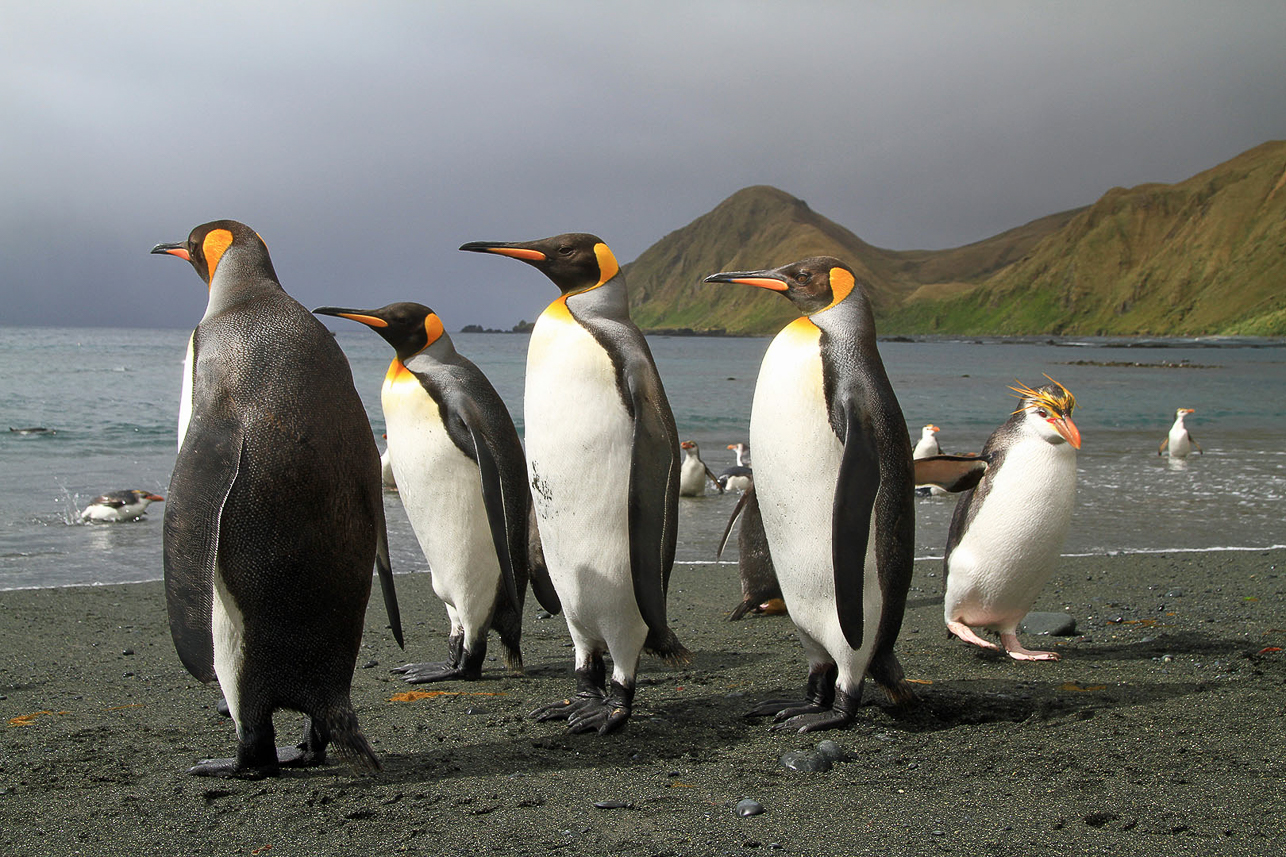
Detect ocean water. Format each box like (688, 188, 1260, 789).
(2, 325, 1284, 591)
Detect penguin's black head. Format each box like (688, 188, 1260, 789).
(312, 302, 446, 362)
(703, 256, 858, 316)
(151, 220, 277, 287)
(460, 233, 620, 294)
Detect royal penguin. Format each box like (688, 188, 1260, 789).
(312, 302, 559, 682)
(913, 425, 941, 459)
(704, 257, 985, 731)
(1160, 408, 1201, 458)
(152, 220, 402, 777)
(942, 378, 1080, 661)
(460, 233, 689, 734)
(79, 489, 164, 522)
(718, 442, 754, 492)
(680, 440, 723, 496)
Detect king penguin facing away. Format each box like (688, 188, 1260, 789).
(460, 233, 689, 735)
(1160, 408, 1201, 458)
(943, 378, 1080, 661)
(152, 220, 402, 777)
(705, 258, 985, 732)
(312, 302, 560, 682)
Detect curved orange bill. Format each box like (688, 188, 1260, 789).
(458, 242, 546, 262)
(703, 271, 789, 291)
(1050, 415, 1081, 449)
(150, 242, 190, 261)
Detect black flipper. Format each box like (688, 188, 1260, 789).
(375, 519, 403, 648)
(464, 409, 522, 613)
(526, 509, 561, 614)
(717, 488, 753, 559)
(913, 455, 989, 493)
(832, 402, 881, 651)
(163, 419, 244, 683)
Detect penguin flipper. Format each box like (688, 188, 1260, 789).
(526, 508, 561, 614)
(833, 411, 880, 651)
(162, 421, 245, 684)
(912, 455, 988, 493)
(1190, 433, 1202, 453)
(704, 464, 725, 493)
(1158, 437, 1168, 455)
(375, 521, 404, 649)
(464, 417, 522, 614)
(717, 487, 753, 559)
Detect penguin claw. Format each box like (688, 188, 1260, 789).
(771, 709, 855, 733)
(745, 698, 810, 719)
(187, 758, 274, 779)
(391, 661, 478, 683)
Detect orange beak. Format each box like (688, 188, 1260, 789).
(1050, 415, 1081, 449)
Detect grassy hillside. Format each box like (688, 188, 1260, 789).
(628, 142, 1286, 336)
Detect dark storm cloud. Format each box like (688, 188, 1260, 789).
(3, 2, 1284, 330)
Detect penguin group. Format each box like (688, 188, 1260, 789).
(148, 217, 1106, 777)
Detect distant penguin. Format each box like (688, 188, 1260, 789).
(79, 489, 164, 523)
(152, 220, 402, 777)
(1160, 408, 1201, 458)
(313, 301, 559, 683)
(943, 377, 1080, 661)
(719, 442, 753, 492)
(461, 232, 688, 734)
(716, 481, 783, 620)
(705, 257, 985, 731)
(680, 440, 723, 496)
(913, 425, 941, 459)
(9, 426, 55, 435)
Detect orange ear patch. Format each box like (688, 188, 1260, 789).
(824, 267, 855, 310)
(593, 243, 620, 285)
(423, 312, 444, 347)
(202, 228, 234, 278)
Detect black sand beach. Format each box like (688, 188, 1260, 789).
(2, 550, 1284, 856)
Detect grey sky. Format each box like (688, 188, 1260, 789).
(4, 2, 1284, 330)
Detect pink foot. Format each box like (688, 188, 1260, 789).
(947, 621, 1000, 651)
(1000, 633, 1061, 661)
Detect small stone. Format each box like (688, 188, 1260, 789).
(361, 660, 378, 669)
(1020, 612, 1077, 636)
(593, 800, 631, 809)
(122, 649, 134, 656)
(779, 750, 832, 772)
(814, 740, 852, 763)
(735, 798, 765, 817)
(1166, 589, 1184, 597)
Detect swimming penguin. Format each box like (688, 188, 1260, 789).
(312, 301, 559, 683)
(704, 258, 986, 731)
(680, 440, 724, 496)
(152, 220, 402, 777)
(718, 442, 754, 492)
(716, 481, 784, 620)
(461, 232, 688, 735)
(1160, 408, 1201, 458)
(79, 489, 164, 523)
(943, 377, 1080, 661)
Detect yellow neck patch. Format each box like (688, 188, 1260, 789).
(822, 267, 855, 312)
(202, 229, 234, 282)
(594, 243, 619, 285)
(384, 358, 412, 386)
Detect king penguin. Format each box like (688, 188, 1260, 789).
(152, 220, 402, 777)
(942, 377, 1080, 660)
(460, 233, 689, 734)
(704, 257, 985, 731)
(1160, 408, 1201, 458)
(312, 301, 560, 682)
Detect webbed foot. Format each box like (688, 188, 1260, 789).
(1000, 633, 1061, 661)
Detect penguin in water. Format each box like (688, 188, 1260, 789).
(152, 220, 402, 777)
(913, 425, 941, 459)
(79, 489, 164, 523)
(719, 442, 754, 492)
(461, 233, 688, 735)
(943, 377, 1080, 661)
(716, 480, 784, 620)
(705, 258, 985, 731)
(312, 302, 560, 682)
(1160, 408, 1201, 458)
(680, 440, 724, 496)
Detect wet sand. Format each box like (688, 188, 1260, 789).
(2, 549, 1284, 856)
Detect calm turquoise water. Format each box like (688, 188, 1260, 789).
(2, 326, 1284, 590)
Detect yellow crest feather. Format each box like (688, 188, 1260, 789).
(1009, 374, 1076, 417)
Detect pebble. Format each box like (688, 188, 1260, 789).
(593, 800, 631, 810)
(814, 740, 853, 763)
(735, 798, 765, 817)
(1020, 612, 1077, 636)
(779, 750, 832, 772)
(1166, 588, 1184, 597)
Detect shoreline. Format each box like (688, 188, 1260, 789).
(3, 549, 1284, 855)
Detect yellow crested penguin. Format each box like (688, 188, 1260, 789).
(79, 489, 164, 523)
(718, 442, 754, 492)
(312, 302, 560, 682)
(152, 220, 402, 777)
(705, 257, 985, 731)
(460, 233, 688, 735)
(680, 440, 724, 496)
(1160, 408, 1201, 458)
(943, 378, 1080, 660)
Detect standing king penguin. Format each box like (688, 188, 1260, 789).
(943, 378, 1080, 660)
(705, 257, 985, 731)
(312, 302, 560, 682)
(460, 233, 688, 735)
(152, 220, 402, 777)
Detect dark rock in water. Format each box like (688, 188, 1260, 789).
(735, 798, 765, 817)
(779, 750, 832, 772)
(1020, 612, 1077, 636)
(814, 740, 853, 763)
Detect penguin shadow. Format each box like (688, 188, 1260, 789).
(1060, 628, 1253, 663)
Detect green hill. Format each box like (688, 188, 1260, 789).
(628, 141, 1286, 336)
